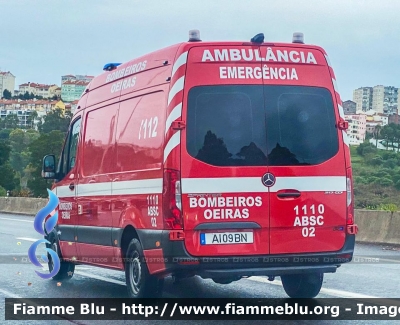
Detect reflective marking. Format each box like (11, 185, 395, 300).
(324, 54, 331, 67)
(163, 131, 181, 163)
(332, 78, 339, 92)
(78, 183, 111, 197)
(55, 179, 163, 198)
(182, 176, 346, 193)
(167, 76, 185, 106)
(165, 103, 182, 135)
(338, 104, 345, 119)
(343, 130, 350, 146)
(248, 276, 379, 298)
(171, 51, 188, 78)
(112, 179, 163, 195)
(55, 186, 75, 198)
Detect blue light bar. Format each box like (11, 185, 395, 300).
(103, 63, 122, 71)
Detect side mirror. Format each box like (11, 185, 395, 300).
(42, 155, 56, 179)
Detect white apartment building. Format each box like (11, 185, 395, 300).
(0, 108, 34, 128)
(18, 83, 60, 98)
(353, 87, 373, 112)
(0, 71, 16, 97)
(345, 113, 367, 145)
(372, 85, 399, 114)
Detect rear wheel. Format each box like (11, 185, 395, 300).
(125, 238, 164, 298)
(281, 273, 323, 298)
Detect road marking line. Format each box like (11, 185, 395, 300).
(378, 258, 400, 263)
(16, 237, 40, 242)
(247, 276, 379, 298)
(0, 217, 33, 223)
(0, 288, 22, 298)
(74, 271, 126, 286)
(73, 271, 177, 298)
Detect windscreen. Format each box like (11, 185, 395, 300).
(186, 85, 338, 166)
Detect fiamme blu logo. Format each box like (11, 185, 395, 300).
(28, 189, 60, 279)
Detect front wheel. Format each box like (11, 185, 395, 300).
(281, 273, 323, 298)
(125, 238, 164, 298)
(47, 239, 75, 281)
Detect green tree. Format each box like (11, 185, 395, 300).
(23, 91, 30, 100)
(2, 89, 12, 99)
(370, 156, 383, 166)
(383, 158, 397, 169)
(28, 130, 65, 197)
(374, 124, 382, 148)
(9, 129, 40, 173)
(26, 110, 38, 129)
(394, 124, 400, 152)
(0, 185, 6, 197)
(0, 140, 18, 191)
(0, 129, 11, 140)
(381, 124, 397, 151)
(2, 114, 20, 129)
(0, 163, 19, 191)
(0, 141, 11, 165)
(38, 108, 71, 134)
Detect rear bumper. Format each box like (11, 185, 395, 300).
(198, 265, 338, 279)
(136, 229, 355, 278)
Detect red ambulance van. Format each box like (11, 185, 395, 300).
(42, 31, 358, 298)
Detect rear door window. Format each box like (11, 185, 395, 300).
(186, 85, 338, 166)
(265, 86, 338, 165)
(187, 86, 266, 166)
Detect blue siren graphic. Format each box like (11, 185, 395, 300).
(28, 189, 60, 279)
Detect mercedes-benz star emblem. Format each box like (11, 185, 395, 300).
(262, 172, 276, 187)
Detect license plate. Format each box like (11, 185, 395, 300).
(200, 232, 253, 245)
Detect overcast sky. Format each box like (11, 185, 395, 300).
(1, 0, 399, 101)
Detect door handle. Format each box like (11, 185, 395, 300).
(277, 190, 300, 198)
(69, 183, 75, 190)
(89, 180, 95, 183)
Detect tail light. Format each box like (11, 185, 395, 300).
(346, 167, 358, 235)
(163, 169, 183, 229)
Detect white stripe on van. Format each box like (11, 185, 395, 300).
(165, 103, 182, 135)
(342, 130, 350, 147)
(332, 78, 339, 92)
(338, 104, 345, 119)
(167, 76, 185, 106)
(324, 54, 332, 67)
(78, 183, 111, 196)
(54, 179, 163, 198)
(163, 131, 181, 163)
(55, 186, 75, 198)
(181, 176, 346, 194)
(270, 176, 346, 192)
(112, 178, 163, 195)
(171, 51, 188, 78)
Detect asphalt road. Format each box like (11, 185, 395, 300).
(1, 213, 400, 325)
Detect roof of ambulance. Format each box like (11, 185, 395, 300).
(75, 40, 326, 115)
(87, 40, 325, 86)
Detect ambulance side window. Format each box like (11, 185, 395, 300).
(59, 118, 81, 179)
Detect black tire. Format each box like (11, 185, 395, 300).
(125, 238, 164, 298)
(47, 237, 75, 281)
(281, 273, 323, 298)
